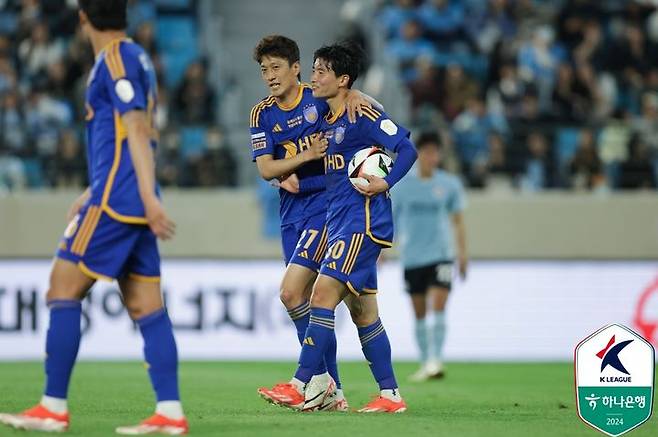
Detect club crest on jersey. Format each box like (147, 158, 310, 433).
(334, 126, 346, 144)
(303, 105, 318, 123)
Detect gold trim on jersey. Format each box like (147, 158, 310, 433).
(362, 288, 378, 294)
(100, 111, 148, 225)
(78, 261, 113, 282)
(342, 233, 364, 274)
(346, 281, 359, 296)
(71, 205, 102, 256)
(313, 226, 328, 263)
(365, 197, 393, 247)
(325, 105, 345, 124)
(250, 96, 276, 128)
(128, 273, 161, 283)
(360, 107, 381, 122)
(104, 39, 126, 81)
(71, 205, 101, 255)
(276, 84, 304, 111)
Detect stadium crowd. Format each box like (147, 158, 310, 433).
(378, 0, 658, 190)
(1, 0, 658, 192)
(0, 0, 237, 191)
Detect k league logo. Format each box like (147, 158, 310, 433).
(575, 324, 655, 436)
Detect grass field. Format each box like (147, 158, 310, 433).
(0, 362, 656, 436)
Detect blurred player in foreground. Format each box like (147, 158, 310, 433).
(250, 35, 379, 411)
(392, 132, 467, 381)
(0, 0, 187, 434)
(259, 42, 417, 413)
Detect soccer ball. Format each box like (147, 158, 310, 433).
(347, 146, 393, 188)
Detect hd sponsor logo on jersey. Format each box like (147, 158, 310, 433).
(251, 132, 267, 151)
(575, 324, 655, 436)
(303, 105, 318, 123)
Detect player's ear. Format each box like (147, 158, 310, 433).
(338, 74, 350, 88)
(78, 10, 89, 28)
(291, 61, 300, 76)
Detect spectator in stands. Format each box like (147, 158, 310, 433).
(134, 21, 158, 58)
(18, 21, 65, 82)
(0, 153, 26, 192)
(452, 96, 508, 186)
(408, 56, 442, 121)
(157, 129, 181, 187)
(195, 127, 237, 187)
(619, 135, 656, 189)
(378, 0, 419, 40)
(519, 132, 554, 191)
(51, 128, 85, 188)
(568, 128, 605, 190)
(0, 90, 28, 157)
(551, 63, 592, 123)
(487, 62, 524, 118)
(417, 0, 466, 50)
(174, 59, 216, 124)
(438, 63, 479, 121)
(466, 0, 516, 56)
(518, 26, 566, 110)
(387, 18, 437, 83)
(632, 92, 658, 154)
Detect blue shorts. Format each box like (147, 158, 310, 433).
(280, 212, 329, 272)
(56, 203, 160, 282)
(319, 233, 379, 295)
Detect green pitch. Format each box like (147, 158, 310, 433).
(0, 362, 656, 436)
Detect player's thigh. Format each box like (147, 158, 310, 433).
(404, 265, 430, 318)
(310, 274, 348, 310)
(280, 263, 317, 308)
(119, 277, 163, 320)
(348, 293, 379, 327)
(48, 257, 95, 301)
(410, 294, 427, 319)
(429, 286, 450, 311)
(287, 214, 328, 275)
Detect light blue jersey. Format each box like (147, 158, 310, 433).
(392, 169, 465, 268)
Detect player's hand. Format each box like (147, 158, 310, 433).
(66, 189, 91, 221)
(345, 90, 373, 123)
(280, 173, 300, 194)
(458, 255, 468, 280)
(144, 196, 176, 240)
(304, 133, 328, 161)
(354, 174, 389, 196)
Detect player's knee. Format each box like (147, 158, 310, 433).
(279, 285, 303, 308)
(351, 311, 378, 327)
(124, 299, 162, 320)
(309, 284, 334, 309)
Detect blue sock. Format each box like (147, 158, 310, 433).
(44, 300, 82, 399)
(288, 301, 328, 376)
(294, 308, 335, 384)
(137, 309, 180, 401)
(324, 332, 341, 389)
(358, 318, 398, 390)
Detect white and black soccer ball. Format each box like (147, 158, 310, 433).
(347, 146, 394, 188)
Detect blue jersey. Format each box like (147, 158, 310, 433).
(250, 84, 329, 226)
(392, 169, 465, 268)
(320, 106, 410, 247)
(85, 38, 158, 223)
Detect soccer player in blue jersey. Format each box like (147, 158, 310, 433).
(261, 42, 417, 413)
(0, 1, 187, 434)
(251, 35, 379, 411)
(392, 132, 468, 382)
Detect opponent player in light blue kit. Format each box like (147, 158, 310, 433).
(259, 42, 417, 413)
(392, 132, 467, 381)
(0, 1, 187, 434)
(250, 35, 379, 411)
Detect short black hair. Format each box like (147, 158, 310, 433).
(78, 0, 127, 31)
(313, 42, 366, 88)
(253, 35, 300, 65)
(415, 132, 442, 150)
